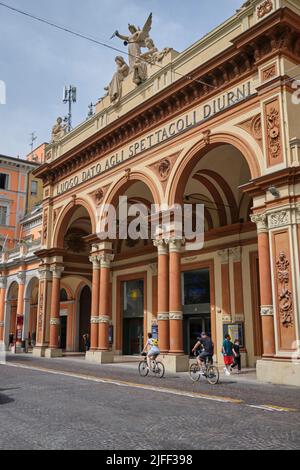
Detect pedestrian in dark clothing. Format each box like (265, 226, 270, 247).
(231, 339, 241, 373)
(83, 334, 90, 352)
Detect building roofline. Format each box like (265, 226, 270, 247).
(0, 154, 40, 167)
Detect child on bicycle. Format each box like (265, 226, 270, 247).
(142, 333, 160, 370)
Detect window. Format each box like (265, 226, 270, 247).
(0, 173, 9, 190)
(183, 269, 210, 305)
(31, 180, 38, 196)
(0, 206, 8, 225)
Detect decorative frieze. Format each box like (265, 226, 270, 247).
(99, 315, 110, 324)
(264, 99, 283, 166)
(268, 210, 290, 229)
(169, 312, 183, 321)
(276, 252, 294, 328)
(157, 313, 169, 321)
(260, 305, 274, 317)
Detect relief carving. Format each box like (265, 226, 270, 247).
(276, 252, 294, 328)
(264, 99, 282, 165)
(261, 64, 277, 82)
(158, 159, 171, 181)
(268, 210, 290, 228)
(42, 210, 48, 243)
(257, 0, 273, 19)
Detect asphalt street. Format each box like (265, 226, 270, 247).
(0, 356, 300, 450)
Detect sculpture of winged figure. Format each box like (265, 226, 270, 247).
(114, 13, 153, 70)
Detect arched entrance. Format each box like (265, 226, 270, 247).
(169, 140, 262, 364)
(5, 282, 19, 347)
(50, 201, 95, 353)
(24, 277, 39, 348)
(78, 285, 92, 352)
(104, 177, 157, 355)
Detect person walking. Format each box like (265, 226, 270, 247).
(222, 334, 234, 376)
(231, 338, 241, 374)
(83, 334, 90, 352)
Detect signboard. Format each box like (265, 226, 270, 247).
(223, 323, 245, 347)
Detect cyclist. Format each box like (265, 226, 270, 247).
(142, 333, 160, 371)
(192, 332, 214, 370)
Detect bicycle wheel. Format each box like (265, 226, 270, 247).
(155, 361, 165, 379)
(206, 365, 219, 385)
(139, 360, 149, 377)
(189, 363, 200, 382)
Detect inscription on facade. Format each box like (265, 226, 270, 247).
(56, 81, 253, 196)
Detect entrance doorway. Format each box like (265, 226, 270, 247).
(122, 279, 144, 355)
(79, 285, 91, 352)
(59, 316, 67, 350)
(182, 268, 211, 355)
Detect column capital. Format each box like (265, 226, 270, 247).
(153, 239, 169, 255)
(260, 305, 274, 317)
(91, 316, 100, 324)
(38, 267, 52, 281)
(0, 320, 4, 327)
(229, 247, 242, 263)
(0, 276, 7, 289)
(17, 272, 26, 285)
(167, 238, 185, 253)
(251, 213, 268, 233)
(89, 255, 100, 270)
(50, 265, 64, 279)
(218, 249, 229, 264)
(99, 253, 114, 269)
(50, 318, 61, 326)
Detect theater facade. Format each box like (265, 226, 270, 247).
(1, 0, 300, 386)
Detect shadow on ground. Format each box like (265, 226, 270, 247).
(0, 389, 16, 405)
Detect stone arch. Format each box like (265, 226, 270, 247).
(103, 171, 162, 209)
(53, 198, 97, 248)
(167, 132, 261, 206)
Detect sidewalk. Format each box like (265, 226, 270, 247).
(5, 351, 259, 385)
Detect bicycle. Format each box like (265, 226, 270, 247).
(189, 354, 219, 385)
(138, 353, 165, 379)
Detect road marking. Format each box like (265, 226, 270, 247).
(4, 362, 242, 405)
(247, 404, 298, 413)
(4, 362, 298, 413)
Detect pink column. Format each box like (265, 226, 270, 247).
(89, 254, 100, 351)
(98, 253, 114, 351)
(0, 276, 7, 343)
(168, 239, 184, 354)
(49, 266, 64, 350)
(251, 214, 275, 357)
(154, 240, 170, 353)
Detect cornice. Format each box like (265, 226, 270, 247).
(34, 7, 300, 187)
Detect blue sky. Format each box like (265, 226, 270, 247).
(0, 0, 243, 158)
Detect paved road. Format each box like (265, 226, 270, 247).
(0, 358, 300, 450)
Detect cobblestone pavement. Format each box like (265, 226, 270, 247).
(0, 357, 300, 450)
(4, 353, 300, 409)
(0, 365, 300, 450)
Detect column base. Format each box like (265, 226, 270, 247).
(161, 354, 189, 373)
(257, 359, 300, 387)
(44, 348, 63, 358)
(85, 350, 114, 364)
(32, 346, 47, 358)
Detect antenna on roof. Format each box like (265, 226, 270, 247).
(63, 85, 77, 132)
(29, 132, 37, 152)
